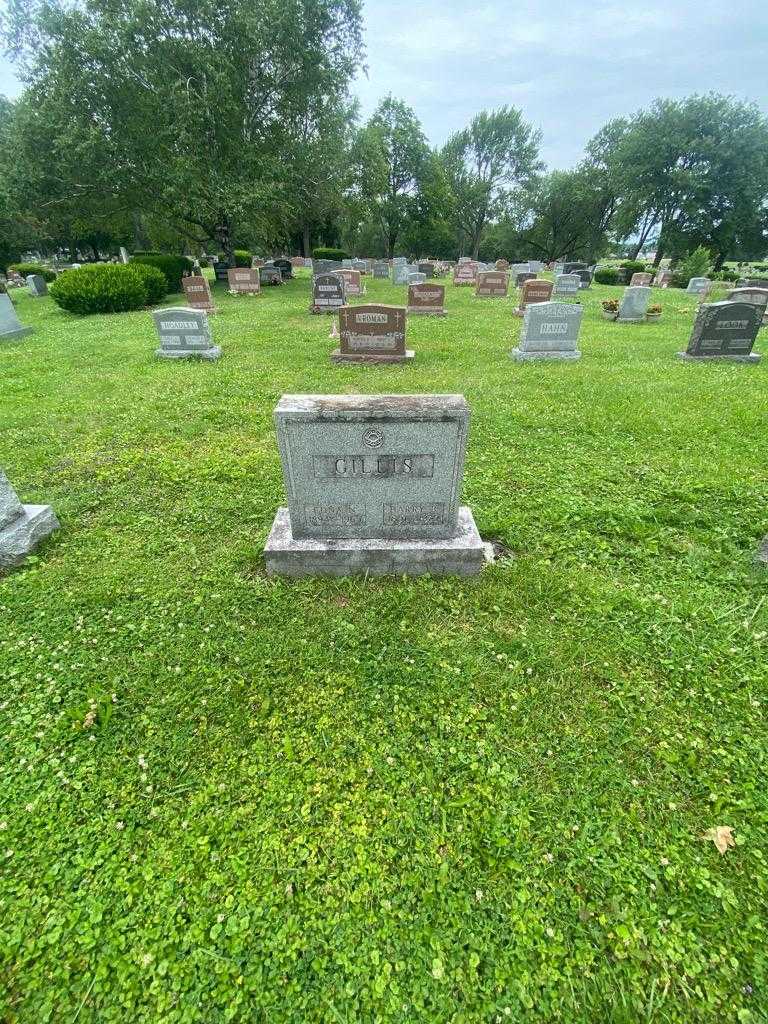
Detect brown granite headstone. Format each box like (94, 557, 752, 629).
(332, 304, 413, 363)
(227, 268, 261, 294)
(407, 283, 446, 316)
(515, 279, 554, 316)
(630, 272, 653, 287)
(495, 259, 510, 271)
(475, 271, 509, 297)
(182, 275, 217, 313)
(653, 270, 673, 288)
(453, 263, 477, 286)
(338, 268, 365, 296)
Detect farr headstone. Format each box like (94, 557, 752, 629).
(26, 275, 48, 298)
(263, 394, 487, 576)
(227, 268, 261, 295)
(515, 278, 553, 316)
(407, 283, 446, 316)
(182, 275, 217, 312)
(553, 273, 580, 296)
(311, 273, 346, 314)
(677, 301, 761, 363)
(0, 468, 60, 570)
(213, 262, 232, 284)
(475, 271, 509, 297)
(618, 286, 652, 322)
(0, 292, 34, 341)
(332, 304, 412, 364)
(686, 277, 711, 296)
(153, 307, 221, 360)
(273, 259, 293, 280)
(630, 272, 653, 287)
(511, 301, 583, 362)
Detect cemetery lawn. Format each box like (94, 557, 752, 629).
(2, 273, 768, 1024)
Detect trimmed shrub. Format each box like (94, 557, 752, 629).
(130, 254, 192, 292)
(594, 267, 620, 285)
(233, 249, 252, 267)
(619, 260, 646, 278)
(9, 262, 57, 282)
(713, 269, 739, 282)
(312, 247, 347, 261)
(130, 262, 167, 304)
(50, 264, 148, 314)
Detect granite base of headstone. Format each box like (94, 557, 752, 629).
(0, 293, 34, 341)
(153, 307, 221, 360)
(0, 468, 59, 570)
(676, 301, 761, 363)
(511, 301, 583, 362)
(263, 394, 489, 577)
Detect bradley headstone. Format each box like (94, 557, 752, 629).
(227, 268, 261, 295)
(263, 394, 486, 576)
(0, 468, 60, 569)
(618, 286, 651, 322)
(407, 283, 446, 316)
(311, 272, 346, 314)
(26, 274, 48, 298)
(515, 278, 553, 316)
(553, 273, 580, 296)
(332, 304, 412, 363)
(153, 307, 221, 360)
(677, 301, 761, 363)
(511, 301, 583, 362)
(475, 271, 509, 297)
(182, 275, 217, 312)
(0, 292, 34, 341)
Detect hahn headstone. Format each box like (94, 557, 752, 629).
(511, 301, 583, 362)
(686, 277, 711, 296)
(725, 287, 768, 323)
(260, 266, 283, 286)
(263, 394, 487, 576)
(311, 273, 346, 314)
(453, 263, 477, 286)
(630, 272, 653, 287)
(373, 262, 389, 279)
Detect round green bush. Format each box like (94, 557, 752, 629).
(130, 262, 167, 304)
(50, 264, 148, 314)
(233, 249, 252, 268)
(594, 267, 620, 285)
(130, 254, 192, 292)
(9, 262, 57, 282)
(619, 260, 647, 277)
(312, 246, 348, 262)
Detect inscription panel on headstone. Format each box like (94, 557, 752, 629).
(274, 394, 470, 540)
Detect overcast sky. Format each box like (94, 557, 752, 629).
(2, 0, 767, 169)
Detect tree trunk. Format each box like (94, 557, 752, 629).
(652, 247, 664, 268)
(302, 224, 311, 257)
(215, 219, 234, 263)
(131, 210, 149, 251)
(713, 250, 725, 271)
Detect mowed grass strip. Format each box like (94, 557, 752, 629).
(1, 272, 767, 1022)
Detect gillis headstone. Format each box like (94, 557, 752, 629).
(311, 273, 345, 314)
(407, 283, 446, 316)
(511, 301, 583, 362)
(0, 468, 59, 569)
(475, 271, 509, 297)
(227, 268, 261, 295)
(514, 279, 553, 316)
(332, 304, 412, 364)
(618, 286, 651, 322)
(263, 394, 487, 576)
(182, 275, 217, 312)
(153, 307, 221, 360)
(0, 292, 34, 341)
(677, 301, 761, 363)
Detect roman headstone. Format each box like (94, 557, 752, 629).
(153, 307, 221, 360)
(0, 468, 60, 570)
(338, 268, 365, 296)
(407, 283, 446, 316)
(553, 273, 580, 296)
(332, 304, 412, 363)
(227, 268, 261, 295)
(26, 274, 48, 298)
(263, 394, 487, 576)
(515, 271, 536, 289)
(182, 275, 217, 312)
(617, 286, 652, 322)
(259, 266, 283, 286)
(677, 301, 761, 363)
(475, 271, 509, 297)
(373, 261, 389, 279)
(514, 278, 553, 316)
(725, 287, 768, 323)
(0, 292, 34, 341)
(653, 270, 673, 288)
(630, 272, 653, 287)
(311, 272, 346, 314)
(511, 301, 583, 362)
(686, 277, 711, 296)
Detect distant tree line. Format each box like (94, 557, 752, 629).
(2, 0, 767, 269)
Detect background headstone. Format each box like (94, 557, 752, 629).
(227, 268, 261, 294)
(553, 273, 580, 296)
(512, 301, 584, 362)
(153, 307, 221, 360)
(686, 277, 711, 296)
(515, 271, 536, 288)
(0, 292, 34, 341)
(725, 287, 768, 323)
(26, 274, 48, 298)
(182, 275, 217, 312)
(259, 266, 282, 286)
(407, 283, 446, 316)
(311, 273, 346, 314)
(678, 301, 761, 362)
(475, 271, 508, 297)
(515, 278, 553, 316)
(373, 262, 389, 279)
(618, 286, 652, 322)
(654, 270, 673, 287)
(630, 272, 653, 287)
(338, 268, 365, 296)
(453, 263, 477, 286)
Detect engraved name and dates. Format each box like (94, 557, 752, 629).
(303, 501, 446, 528)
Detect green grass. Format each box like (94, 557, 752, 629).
(1, 272, 767, 1023)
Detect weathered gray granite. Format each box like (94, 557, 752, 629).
(0, 293, 34, 341)
(677, 301, 761, 362)
(264, 394, 488, 576)
(0, 469, 59, 569)
(511, 301, 583, 361)
(26, 274, 48, 298)
(618, 286, 651, 322)
(153, 307, 221, 360)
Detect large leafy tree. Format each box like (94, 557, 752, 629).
(521, 166, 617, 263)
(3, 0, 363, 258)
(440, 106, 542, 259)
(352, 96, 429, 257)
(588, 94, 768, 266)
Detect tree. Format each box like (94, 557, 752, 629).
(440, 106, 542, 259)
(352, 96, 429, 257)
(3, 0, 363, 259)
(521, 166, 616, 263)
